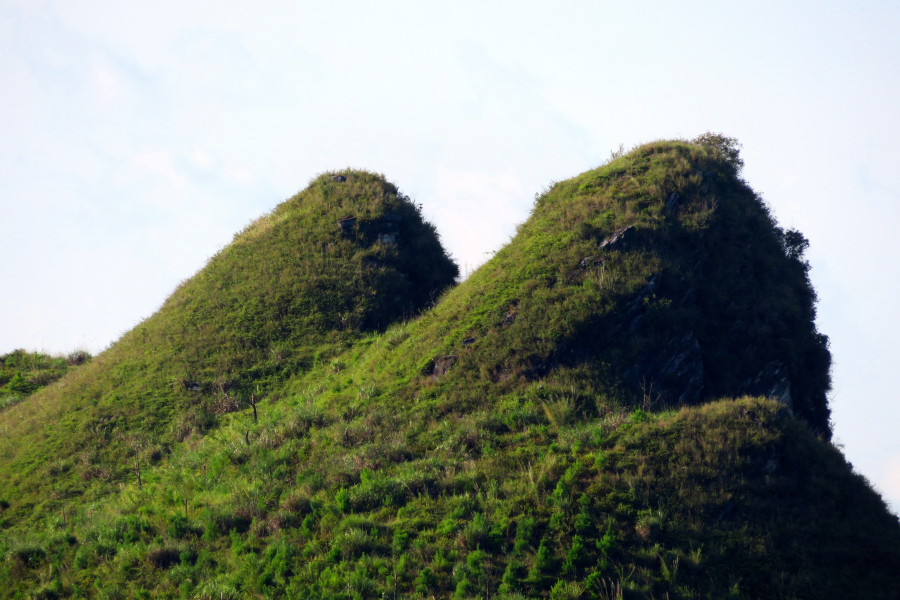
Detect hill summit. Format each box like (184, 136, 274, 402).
(0, 171, 457, 511)
(1, 138, 898, 600)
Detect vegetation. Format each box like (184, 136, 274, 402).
(0, 171, 457, 517)
(0, 138, 897, 599)
(0, 349, 91, 411)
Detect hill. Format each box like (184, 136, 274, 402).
(0, 349, 92, 412)
(0, 171, 457, 519)
(1, 138, 897, 600)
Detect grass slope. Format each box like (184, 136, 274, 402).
(1, 139, 897, 599)
(0, 350, 92, 412)
(0, 171, 457, 521)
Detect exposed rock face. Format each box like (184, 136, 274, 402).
(337, 216, 356, 233)
(665, 192, 681, 210)
(626, 331, 705, 406)
(338, 213, 403, 245)
(599, 226, 636, 251)
(612, 275, 659, 335)
(743, 361, 793, 411)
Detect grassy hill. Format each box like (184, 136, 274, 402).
(0, 171, 457, 521)
(0, 349, 92, 412)
(1, 138, 897, 599)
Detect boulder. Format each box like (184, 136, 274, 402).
(599, 226, 636, 251)
(432, 355, 457, 377)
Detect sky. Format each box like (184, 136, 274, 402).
(1, 0, 899, 512)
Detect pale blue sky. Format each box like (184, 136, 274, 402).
(2, 0, 899, 512)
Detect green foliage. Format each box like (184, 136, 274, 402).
(0, 349, 91, 410)
(0, 143, 895, 599)
(596, 520, 617, 557)
(630, 409, 652, 424)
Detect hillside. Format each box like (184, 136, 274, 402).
(0, 171, 457, 519)
(0, 349, 91, 412)
(1, 138, 898, 599)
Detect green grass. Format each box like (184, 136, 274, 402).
(0, 170, 457, 519)
(1, 137, 897, 599)
(0, 349, 91, 412)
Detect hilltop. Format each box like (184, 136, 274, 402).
(1, 138, 898, 600)
(0, 171, 457, 516)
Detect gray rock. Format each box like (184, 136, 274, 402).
(763, 448, 781, 474)
(611, 275, 660, 336)
(627, 275, 658, 309)
(665, 192, 681, 210)
(626, 331, 704, 406)
(627, 314, 645, 334)
(338, 215, 402, 245)
(678, 288, 696, 307)
(717, 500, 734, 522)
(338, 217, 356, 233)
(432, 355, 457, 377)
(743, 361, 793, 412)
(599, 226, 636, 251)
(331, 175, 347, 182)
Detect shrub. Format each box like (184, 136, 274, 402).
(461, 513, 491, 549)
(415, 567, 437, 594)
(167, 515, 201, 539)
(513, 517, 535, 553)
(500, 559, 526, 593)
(146, 547, 181, 569)
(454, 577, 474, 599)
(7, 545, 45, 567)
(335, 488, 351, 513)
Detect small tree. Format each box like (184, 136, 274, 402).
(172, 472, 196, 519)
(118, 432, 148, 491)
(692, 132, 744, 172)
(782, 228, 810, 260)
(248, 393, 258, 423)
